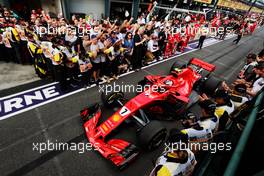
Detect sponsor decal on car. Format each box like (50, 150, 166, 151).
(119, 106, 131, 116)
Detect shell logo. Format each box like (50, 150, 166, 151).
(112, 114, 121, 122)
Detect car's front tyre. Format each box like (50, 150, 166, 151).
(138, 121, 167, 151)
(101, 91, 124, 107)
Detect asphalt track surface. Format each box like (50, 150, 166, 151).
(0, 29, 264, 176)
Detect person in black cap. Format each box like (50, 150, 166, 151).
(180, 99, 218, 144)
(214, 89, 235, 115)
(213, 89, 235, 131)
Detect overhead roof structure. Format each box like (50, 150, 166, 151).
(240, 0, 264, 9)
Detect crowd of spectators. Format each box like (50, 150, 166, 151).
(0, 4, 263, 91)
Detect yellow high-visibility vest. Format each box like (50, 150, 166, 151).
(28, 42, 42, 54)
(157, 166, 171, 176)
(54, 53, 61, 62)
(215, 108, 225, 118)
(72, 56, 78, 63)
(11, 27, 20, 42)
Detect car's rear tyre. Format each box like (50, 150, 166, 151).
(101, 91, 124, 107)
(170, 61, 187, 73)
(138, 121, 167, 151)
(203, 76, 222, 95)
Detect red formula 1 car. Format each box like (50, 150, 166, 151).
(80, 58, 222, 169)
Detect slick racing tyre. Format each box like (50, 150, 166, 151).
(101, 91, 124, 107)
(138, 121, 167, 151)
(202, 76, 222, 95)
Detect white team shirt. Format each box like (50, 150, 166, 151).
(181, 116, 219, 142)
(51, 48, 62, 65)
(216, 101, 235, 115)
(2, 31, 12, 48)
(98, 41, 106, 62)
(137, 18, 146, 25)
(252, 77, 264, 95)
(41, 41, 53, 59)
(147, 40, 159, 52)
(150, 148, 196, 176)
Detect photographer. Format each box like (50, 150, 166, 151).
(181, 100, 219, 143)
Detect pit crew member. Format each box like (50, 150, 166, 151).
(150, 129, 197, 176)
(180, 100, 219, 144)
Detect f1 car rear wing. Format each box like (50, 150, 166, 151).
(189, 58, 216, 72)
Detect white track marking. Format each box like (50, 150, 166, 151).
(35, 108, 64, 176)
(0, 82, 58, 100)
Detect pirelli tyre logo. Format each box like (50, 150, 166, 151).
(0, 84, 62, 120)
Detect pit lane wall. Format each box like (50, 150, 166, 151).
(194, 90, 264, 176)
(224, 91, 264, 176)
